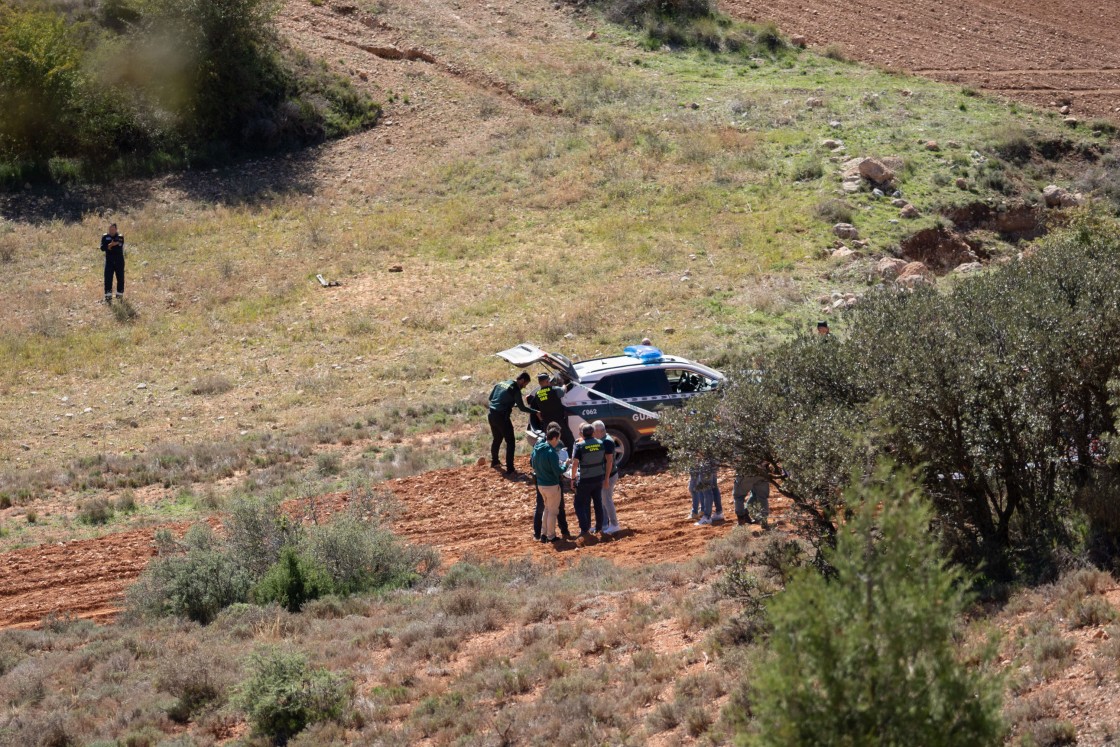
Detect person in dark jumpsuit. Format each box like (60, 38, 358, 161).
(488, 371, 536, 475)
(101, 222, 125, 303)
(526, 372, 574, 451)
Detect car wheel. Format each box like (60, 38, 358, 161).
(607, 428, 632, 469)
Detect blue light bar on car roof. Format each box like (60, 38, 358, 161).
(623, 345, 663, 363)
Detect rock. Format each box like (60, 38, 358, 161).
(137, 383, 147, 390)
(897, 261, 934, 287)
(586, 30, 598, 40)
(806, 97, 824, 108)
(851, 239, 869, 249)
(953, 262, 984, 274)
(388, 264, 403, 272)
(1059, 105, 1070, 115)
(841, 177, 862, 193)
(946, 140, 961, 149)
(690, 102, 700, 110)
(900, 89, 912, 97)
(881, 156, 906, 173)
(663, 326, 675, 334)
(831, 298, 846, 310)
(872, 188, 885, 198)
(563, 332, 575, 339)
(891, 198, 909, 208)
(790, 34, 808, 47)
(828, 120, 842, 128)
(460, 375, 472, 381)
(831, 246, 858, 260)
(924, 140, 940, 151)
(955, 178, 969, 190)
(900, 204, 921, 219)
(1060, 192, 1085, 208)
(832, 223, 860, 240)
(821, 138, 843, 149)
(476, 457, 488, 467)
(858, 158, 895, 185)
(1064, 116, 1079, 127)
(876, 257, 908, 279)
(1042, 184, 1067, 207)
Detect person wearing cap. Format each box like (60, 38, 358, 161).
(527, 372, 574, 451)
(592, 420, 623, 535)
(816, 320, 830, 335)
(488, 371, 536, 475)
(571, 422, 610, 543)
(531, 423, 567, 543)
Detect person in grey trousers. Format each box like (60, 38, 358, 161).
(733, 462, 770, 529)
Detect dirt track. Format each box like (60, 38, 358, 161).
(0, 461, 785, 629)
(722, 0, 1120, 120)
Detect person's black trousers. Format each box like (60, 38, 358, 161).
(488, 410, 516, 471)
(534, 482, 570, 538)
(104, 255, 124, 295)
(574, 479, 604, 534)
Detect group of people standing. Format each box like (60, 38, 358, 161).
(487, 369, 773, 547)
(531, 418, 623, 545)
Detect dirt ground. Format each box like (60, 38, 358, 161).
(721, 0, 1120, 121)
(0, 460, 784, 629)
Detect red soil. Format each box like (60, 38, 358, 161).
(0, 460, 785, 629)
(722, 0, 1120, 120)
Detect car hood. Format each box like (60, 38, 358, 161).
(495, 343, 580, 384)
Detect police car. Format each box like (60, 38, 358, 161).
(496, 343, 724, 467)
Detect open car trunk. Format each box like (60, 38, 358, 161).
(495, 343, 580, 384)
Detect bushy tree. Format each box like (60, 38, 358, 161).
(661, 216, 1120, 573)
(252, 545, 334, 613)
(235, 647, 351, 743)
(741, 465, 1004, 746)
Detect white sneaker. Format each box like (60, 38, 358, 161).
(687, 511, 699, 520)
(694, 516, 712, 526)
(712, 512, 725, 522)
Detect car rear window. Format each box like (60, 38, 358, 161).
(590, 370, 669, 400)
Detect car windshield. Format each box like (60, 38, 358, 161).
(665, 368, 719, 393)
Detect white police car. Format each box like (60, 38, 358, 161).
(496, 343, 724, 467)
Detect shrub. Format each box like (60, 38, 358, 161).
(742, 465, 1005, 746)
(813, 198, 854, 225)
(251, 546, 334, 612)
(115, 491, 138, 514)
(303, 514, 437, 595)
(77, 497, 114, 525)
(127, 525, 252, 623)
(189, 375, 233, 396)
(156, 650, 231, 722)
(235, 647, 351, 743)
(224, 495, 300, 577)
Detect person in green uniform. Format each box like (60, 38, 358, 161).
(488, 371, 536, 475)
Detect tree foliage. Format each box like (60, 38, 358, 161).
(235, 647, 352, 743)
(660, 216, 1120, 574)
(742, 465, 1004, 746)
(0, 0, 379, 185)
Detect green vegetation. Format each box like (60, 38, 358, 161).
(742, 465, 1004, 746)
(0, 0, 379, 185)
(235, 647, 352, 742)
(127, 495, 436, 623)
(661, 216, 1120, 577)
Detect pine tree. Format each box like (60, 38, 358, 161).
(743, 464, 1004, 747)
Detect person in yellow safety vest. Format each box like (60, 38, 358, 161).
(527, 372, 574, 450)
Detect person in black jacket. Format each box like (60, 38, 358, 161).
(527, 372, 574, 451)
(488, 371, 536, 475)
(100, 223, 125, 303)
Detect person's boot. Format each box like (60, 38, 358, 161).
(104, 294, 113, 305)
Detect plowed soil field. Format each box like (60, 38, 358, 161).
(722, 0, 1120, 120)
(0, 460, 786, 629)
